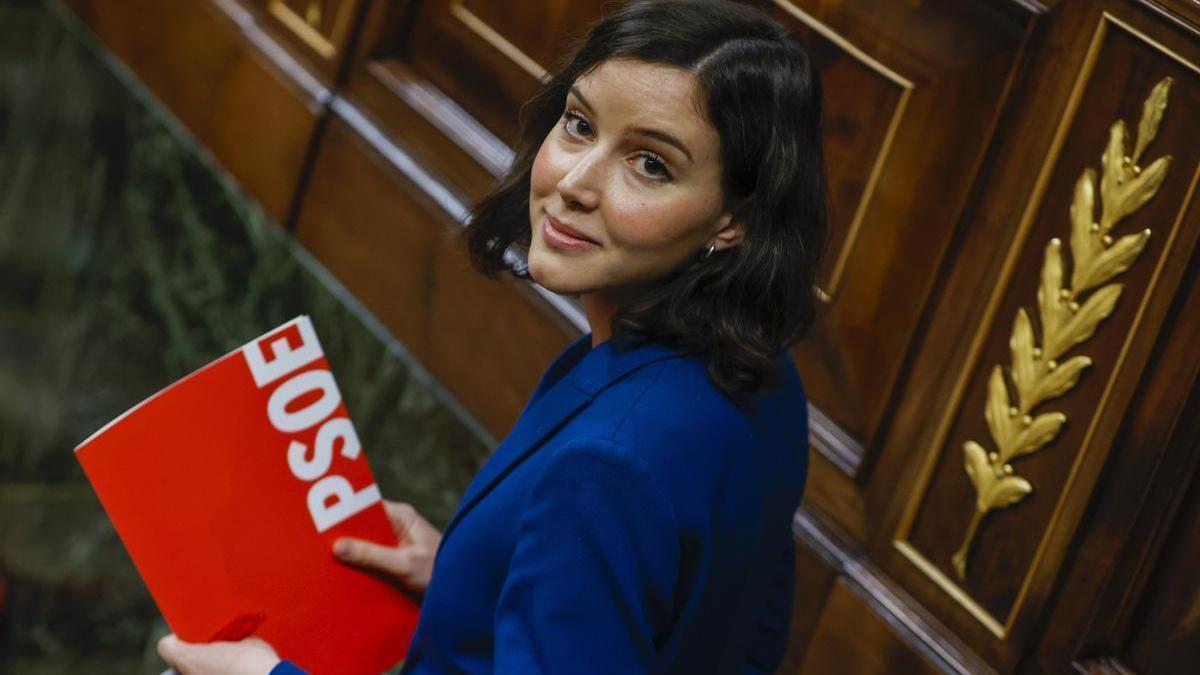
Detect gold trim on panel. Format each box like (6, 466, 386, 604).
(268, 0, 355, 60)
(896, 540, 1007, 637)
(330, 0, 355, 47)
(893, 11, 1200, 639)
(771, 0, 911, 85)
(449, 1, 548, 82)
(771, 0, 914, 300)
(950, 77, 1173, 580)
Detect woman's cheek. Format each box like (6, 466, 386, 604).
(608, 201, 685, 249)
(530, 140, 564, 199)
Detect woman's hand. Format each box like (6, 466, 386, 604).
(157, 634, 280, 675)
(333, 500, 442, 596)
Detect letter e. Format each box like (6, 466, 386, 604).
(243, 317, 324, 388)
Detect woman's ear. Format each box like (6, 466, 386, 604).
(712, 211, 746, 250)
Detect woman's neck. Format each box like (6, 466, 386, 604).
(581, 288, 640, 348)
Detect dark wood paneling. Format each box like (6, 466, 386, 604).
(1122, 464, 1200, 672)
(771, 0, 1030, 477)
(1033, 250, 1200, 673)
(793, 506, 996, 675)
(895, 0, 1200, 649)
(246, 0, 366, 79)
(800, 579, 944, 675)
(398, 0, 606, 142)
(65, 0, 326, 223)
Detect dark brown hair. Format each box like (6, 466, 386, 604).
(465, 0, 828, 398)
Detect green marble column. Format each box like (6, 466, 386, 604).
(0, 2, 492, 672)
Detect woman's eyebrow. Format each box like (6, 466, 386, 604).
(568, 85, 695, 164)
(629, 127, 694, 164)
(569, 85, 596, 113)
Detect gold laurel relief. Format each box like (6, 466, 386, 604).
(950, 77, 1174, 580)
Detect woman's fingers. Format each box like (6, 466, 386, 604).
(382, 500, 443, 545)
(157, 634, 281, 675)
(383, 500, 419, 532)
(333, 537, 415, 578)
(156, 634, 188, 666)
(333, 500, 440, 594)
(382, 501, 429, 543)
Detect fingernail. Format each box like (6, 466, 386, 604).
(333, 540, 351, 556)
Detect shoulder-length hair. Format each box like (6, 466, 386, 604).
(465, 0, 828, 399)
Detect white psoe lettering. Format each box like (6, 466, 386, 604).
(244, 316, 323, 387)
(268, 369, 341, 433)
(243, 317, 380, 534)
(288, 417, 361, 481)
(309, 476, 382, 533)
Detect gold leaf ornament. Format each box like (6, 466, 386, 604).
(1134, 78, 1171, 164)
(950, 78, 1173, 580)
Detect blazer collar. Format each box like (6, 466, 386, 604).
(439, 333, 686, 543)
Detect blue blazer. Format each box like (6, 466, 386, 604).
(274, 333, 808, 675)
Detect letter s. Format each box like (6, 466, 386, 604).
(287, 417, 361, 481)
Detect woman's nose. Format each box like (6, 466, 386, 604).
(556, 148, 602, 211)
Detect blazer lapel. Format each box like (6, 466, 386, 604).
(438, 335, 686, 543)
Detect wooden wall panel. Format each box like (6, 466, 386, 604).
(250, 0, 365, 76)
(65, 0, 327, 223)
(1030, 198, 1200, 673)
(895, 3, 1200, 649)
(398, 0, 605, 141)
(799, 579, 944, 675)
(768, 0, 1029, 477)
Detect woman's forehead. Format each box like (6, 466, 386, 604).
(572, 58, 717, 156)
(575, 58, 704, 115)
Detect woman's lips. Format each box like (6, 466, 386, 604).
(543, 215, 600, 250)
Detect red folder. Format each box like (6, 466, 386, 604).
(75, 316, 417, 675)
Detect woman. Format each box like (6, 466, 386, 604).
(158, 0, 827, 672)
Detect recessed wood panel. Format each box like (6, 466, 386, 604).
(896, 10, 1200, 642)
(783, 18, 909, 300)
(269, 0, 359, 62)
(771, 0, 1028, 473)
(459, 0, 598, 71)
(396, 0, 605, 141)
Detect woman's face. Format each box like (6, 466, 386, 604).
(527, 58, 742, 301)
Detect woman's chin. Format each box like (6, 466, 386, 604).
(526, 258, 588, 297)
(529, 274, 585, 298)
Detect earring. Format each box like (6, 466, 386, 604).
(702, 242, 716, 259)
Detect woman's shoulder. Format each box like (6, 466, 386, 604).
(579, 350, 806, 461)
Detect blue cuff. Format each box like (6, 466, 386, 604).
(269, 660, 307, 675)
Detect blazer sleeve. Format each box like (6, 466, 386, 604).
(741, 535, 795, 674)
(493, 436, 681, 674)
(268, 659, 306, 675)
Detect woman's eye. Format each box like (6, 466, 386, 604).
(562, 110, 592, 138)
(635, 152, 673, 181)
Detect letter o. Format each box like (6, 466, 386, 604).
(267, 369, 341, 433)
